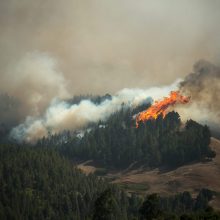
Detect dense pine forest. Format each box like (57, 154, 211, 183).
(37, 100, 215, 169)
(1, 0, 220, 218)
(0, 144, 220, 220)
(0, 144, 121, 219)
(0, 94, 219, 219)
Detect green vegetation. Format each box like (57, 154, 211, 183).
(0, 144, 115, 219)
(118, 182, 150, 193)
(0, 96, 219, 219)
(37, 106, 215, 169)
(139, 191, 220, 220)
(0, 144, 219, 219)
(94, 168, 108, 176)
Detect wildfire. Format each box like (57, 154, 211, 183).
(136, 91, 190, 127)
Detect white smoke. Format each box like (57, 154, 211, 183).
(10, 80, 180, 142)
(2, 51, 70, 117)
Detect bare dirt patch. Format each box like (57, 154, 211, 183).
(77, 138, 220, 209)
(112, 137, 220, 208)
(77, 160, 97, 175)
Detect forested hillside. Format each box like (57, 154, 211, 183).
(0, 144, 128, 219)
(0, 144, 219, 220)
(37, 105, 215, 169)
(0, 95, 219, 219)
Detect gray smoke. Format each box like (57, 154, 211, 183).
(1, 0, 220, 95)
(0, 93, 20, 126)
(176, 60, 220, 130)
(9, 59, 220, 142)
(10, 81, 180, 142)
(1, 1, 220, 140)
(1, 51, 70, 122)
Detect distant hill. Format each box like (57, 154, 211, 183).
(78, 137, 220, 210)
(1, 143, 219, 219)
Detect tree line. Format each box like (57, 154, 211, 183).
(37, 106, 215, 169)
(0, 144, 219, 220)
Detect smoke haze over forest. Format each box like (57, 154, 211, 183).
(0, 0, 220, 141)
(1, 0, 220, 93)
(2, 2, 220, 219)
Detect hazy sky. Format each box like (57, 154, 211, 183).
(1, 0, 220, 96)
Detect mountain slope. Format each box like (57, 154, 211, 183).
(78, 138, 220, 209)
(111, 137, 220, 207)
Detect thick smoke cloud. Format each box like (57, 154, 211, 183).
(1, 52, 69, 122)
(10, 82, 180, 142)
(1, 1, 220, 141)
(1, 0, 220, 96)
(177, 60, 220, 130)
(9, 59, 220, 142)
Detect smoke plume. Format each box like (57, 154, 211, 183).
(176, 60, 220, 130)
(1, 52, 69, 122)
(10, 82, 180, 142)
(1, 1, 220, 141)
(1, 0, 220, 95)
(9, 59, 220, 142)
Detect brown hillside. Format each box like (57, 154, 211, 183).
(78, 138, 220, 209)
(111, 137, 220, 208)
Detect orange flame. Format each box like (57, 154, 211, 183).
(136, 91, 190, 127)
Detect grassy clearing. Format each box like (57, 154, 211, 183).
(118, 182, 150, 193)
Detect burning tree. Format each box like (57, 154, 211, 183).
(136, 91, 190, 127)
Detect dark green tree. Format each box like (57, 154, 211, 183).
(139, 193, 162, 220)
(93, 188, 118, 220)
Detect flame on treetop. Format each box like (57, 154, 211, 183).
(136, 91, 190, 127)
